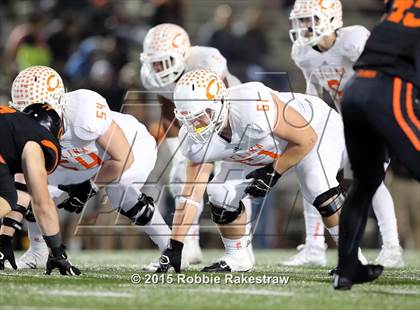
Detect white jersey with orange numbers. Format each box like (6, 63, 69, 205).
(48, 89, 157, 212)
(58, 89, 151, 173)
(179, 82, 338, 167)
(141, 46, 241, 99)
(292, 25, 370, 107)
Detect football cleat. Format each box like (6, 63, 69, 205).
(5, 246, 48, 270)
(201, 260, 231, 272)
(333, 263, 384, 290)
(329, 248, 368, 275)
(375, 245, 405, 268)
(281, 243, 327, 267)
(202, 247, 253, 272)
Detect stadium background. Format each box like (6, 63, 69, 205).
(0, 0, 418, 252)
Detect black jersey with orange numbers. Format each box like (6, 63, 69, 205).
(354, 0, 420, 88)
(0, 107, 61, 175)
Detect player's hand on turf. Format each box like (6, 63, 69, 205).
(45, 248, 81, 276)
(245, 165, 282, 197)
(0, 235, 17, 270)
(156, 239, 183, 273)
(57, 180, 98, 213)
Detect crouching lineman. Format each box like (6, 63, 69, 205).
(0, 103, 80, 275)
(6, 66, 171, 269)
(140, 23, 243, 269)
(156, 69, 362, 273)
(334, 0, 420, 290)
(285, 0, 403, 267)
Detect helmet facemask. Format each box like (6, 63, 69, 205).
(289, 14, 324, 47)
(141, 51, 186, 88)
(175, 99, 229, 144)
(289, 0, 343, 47)
(140, 23, 191, 88)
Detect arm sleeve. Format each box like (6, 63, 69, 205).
(39, 138, 61, 174)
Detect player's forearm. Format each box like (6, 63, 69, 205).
(93, 159, 127, 185)
(170, 161, 211, 243)
(273, 141, 315, 174)
(171, 201, 198, 243)
(32, 198, 60, 236)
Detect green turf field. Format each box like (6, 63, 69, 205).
(0, 249, 419, 310)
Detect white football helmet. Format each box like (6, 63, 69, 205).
(289, 0, 343, 47)
(140, 23, 191, 87)
(174, 69, 228, 143)
(10, 66, 66, 118)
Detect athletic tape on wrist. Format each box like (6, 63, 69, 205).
(176, 196, 200, 207)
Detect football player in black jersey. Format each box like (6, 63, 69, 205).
(334, 0, 420, 290)
(0, 104, 80, 276)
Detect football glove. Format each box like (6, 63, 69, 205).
(156, 239, 184, 273)
(245, 164, 282, 197)
(57, 180, 98, 214)
(45, 246, 81, 276)
(0, 235, 17, 270)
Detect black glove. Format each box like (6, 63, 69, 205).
(57, 180, 98, 214)
(45, 246, 81, 276)
(245, 165, 282, 197)
(156, 239, 184, 273)
(0, 235, 17, 270)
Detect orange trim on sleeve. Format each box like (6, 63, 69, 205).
(406, 82, 420, 131)
(392, 78, 420, 151)
(257, 150, 280, 159)
(0, 154, 6, 165)
(40, 140, 59, 173)
(356, 69, 377, 79)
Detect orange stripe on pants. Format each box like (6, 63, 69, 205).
(0, 154, 6, 165)
(392, 78, 420, 151)
(406, 83, 420, 131)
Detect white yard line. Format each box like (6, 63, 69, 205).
(373, 288, 420, 296)
(44, 290, 134, 298)
(169, 287, 294, 297)
(41, 287, 292, 299)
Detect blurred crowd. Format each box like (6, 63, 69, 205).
(0, 0, 418, 251)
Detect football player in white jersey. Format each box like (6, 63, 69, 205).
(154, 69, 380, 274)
(285, 0, 404, 268)
(139, 23, 243, 268)
(7, 66, 172, 269)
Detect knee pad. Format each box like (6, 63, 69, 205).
(25, 204, 36, 222)
(210, 202, 242, 225)
(313, 186, 345, 217)
(118, 193, 155, 226)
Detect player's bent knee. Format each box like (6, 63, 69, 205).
(0, 196, 12, 217)
(210, 202, 242, 225)
(313, 186, 345, 217)
(118, 193, 155, 226)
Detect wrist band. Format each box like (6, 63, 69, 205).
(176, 197, 200, 207)
(89, 179, 99, 192)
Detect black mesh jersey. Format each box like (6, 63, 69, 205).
(355, 0, 420, 88)
(0, 107, 61, 175)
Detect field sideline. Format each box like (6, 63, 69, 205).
(0, 249, 419, 310)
